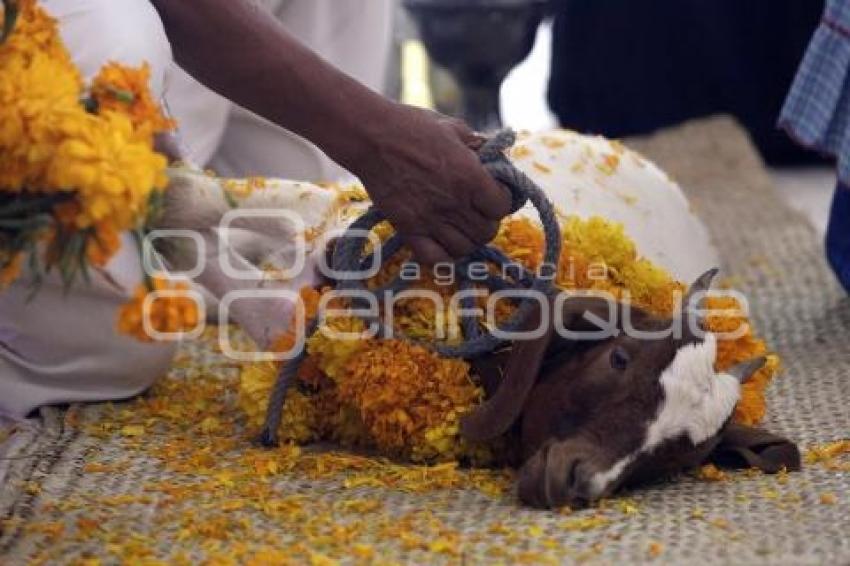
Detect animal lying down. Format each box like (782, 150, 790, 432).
(156, 130, 801, 509)
(462, 271, 801, 508)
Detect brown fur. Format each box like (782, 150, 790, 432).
(462, 284, 800, 509)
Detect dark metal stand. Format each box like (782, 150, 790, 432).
(403, 0, 548, 132)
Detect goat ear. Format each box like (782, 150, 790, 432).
(709, 422, 801, 473)
(461, 301, 554, 443)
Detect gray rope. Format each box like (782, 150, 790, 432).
(260, 129, 562, 446)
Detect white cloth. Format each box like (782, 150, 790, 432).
(0, 237, 178, 420)
(42, 0, 172, 96)
(0, 0, 177, 420)
(0, 0, 392, 418)
(166, 0, 393, 181)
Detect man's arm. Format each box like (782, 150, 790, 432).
(150, 0, 511, 263)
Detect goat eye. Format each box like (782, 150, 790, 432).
(610, 347, 630, 370)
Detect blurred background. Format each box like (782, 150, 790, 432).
(388, 0, 834, 234)
(176, 0, 834, 235)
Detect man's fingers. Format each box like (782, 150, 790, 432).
(406, 236, 452, 266)
(444, 212, 500, 250)
(469, 218, 501, 246)
(470, 171, 513, 220)
(446, 117, 487, 150)
(434, 225, 479, 259)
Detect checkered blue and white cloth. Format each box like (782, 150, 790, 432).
(780, 0, 850, 185)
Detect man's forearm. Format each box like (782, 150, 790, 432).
(150, 0, 389, 171)
(150, 0, 512, 264)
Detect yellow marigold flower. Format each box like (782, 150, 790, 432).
(117, 277, 200, 342)
(307, 316, 368, 381)
(492, 216, 544, 269)
(44, 110, 168, 228)
(620, 260, 683, 316)
(0, 0, 80, 161)
(236, 201, 781, 462)
(0, 3, 168, 234)
(91, 62, 175, 143)
(0, 53, 82, 190)
(562, 215, 636, 271)
(0, 0, 69, 67)
(238, 360, 326, 444)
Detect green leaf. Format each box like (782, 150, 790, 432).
(132, 228, 154, 291)
(25, 242, 43, 302)
(145, 189, 165, 225)
(0, 193, 72, 219)
(223, 189, 239, 209)
(1, 0, 18, 45)
(59, 230, 87, 294)
(107, 86, 135, 104)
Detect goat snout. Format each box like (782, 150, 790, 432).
(518, 442, 596, 509)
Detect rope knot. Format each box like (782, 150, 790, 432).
(478, 129, 528, 214)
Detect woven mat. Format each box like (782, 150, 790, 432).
(1, 116, 848, 565)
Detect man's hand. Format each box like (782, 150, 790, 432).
(152, 1, 512, 263)
(345, 105, 513, 264)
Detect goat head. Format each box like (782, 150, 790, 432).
(461, 269, 800, 509)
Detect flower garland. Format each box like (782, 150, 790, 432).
(0, 0, 197, 340)
(239, 214, 779, 464)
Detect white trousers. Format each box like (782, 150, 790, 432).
(0, 0, 390, 419)
(166, 0, 393, 181)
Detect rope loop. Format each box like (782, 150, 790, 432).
(260, 129, 561, 446)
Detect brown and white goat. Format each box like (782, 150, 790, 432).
(462, 270, 800, 509)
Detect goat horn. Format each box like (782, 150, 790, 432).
(726, 356, 767, 384)
(678, 268, 719, 344)
(682, 267, 719, 314)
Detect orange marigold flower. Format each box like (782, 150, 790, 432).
(237, 208, 782, 462)
(0, 0, 70, 67)
(86, 220, 122, 267)
(91, 62, 175, 142)
(337, 339, 480, 457)
(704, 295, 777, 425)
(117, 276, 200, 342)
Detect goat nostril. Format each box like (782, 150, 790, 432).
(563, 459, 595, 506)
(544, 449, 588, 509)
(568, 459, 584, 487)
(518, 446, 598, 509)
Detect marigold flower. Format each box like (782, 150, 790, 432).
(0, 53, 82, 190)
(91, 62, 175, 143)
(0, 0, 69, 66)
(239, 212, 781, 462)
(117, 277, 200, 342)
(1, 0, 169, 299)
(335, 339, 482, 460)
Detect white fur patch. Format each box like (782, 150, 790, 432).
(588, 334, 741, 497)
(588, 456, 633, 496)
